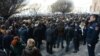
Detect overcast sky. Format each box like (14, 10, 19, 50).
(24, 0, 92, 13)
(72, 0, 92, 13)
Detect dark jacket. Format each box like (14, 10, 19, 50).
(46, 28, 55, 43)
(57, 22, 65, 37)
(33, 27, 42, 41)
(86, 22, 100, 44)
(73, 25, 82, 40)
(10, 42, 25, 56)
(65, 26, 74, 41)
(3, 35, 13, 49)
(21, 47, 42, 56)
(0, 50, 7, 56)
(28, 27, 34, 38)
(0, 32, 3, 49)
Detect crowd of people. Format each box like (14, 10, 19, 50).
(0, 14, 100, 56)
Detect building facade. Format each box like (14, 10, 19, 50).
(90, 0, 100, 13)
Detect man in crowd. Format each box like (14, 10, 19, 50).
(86, 14, 100, 56)
(56, 21, 65, 48)
(18, 24, 29, 43)
(73, 22, 82, 53)
(45, 23, 56, 54)
(33, 22, 45, 49)
(65, 21, 74, 52)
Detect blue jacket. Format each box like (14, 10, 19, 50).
(18, 27, 28, 43)
(86, 22, 100, 44)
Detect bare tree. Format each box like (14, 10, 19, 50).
(51, 0, 73, 14)
(31, 4, 41, 15)
(17, 3, 41, 16)
(0, 0, 25, 19)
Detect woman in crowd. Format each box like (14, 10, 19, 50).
(21, 38, 42, 56)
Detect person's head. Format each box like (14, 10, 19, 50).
(0, 25, 6, 29)
(11, 36, 20, 47)
(88, 14, 98, 23)
(27, 38, 35, 48)
(5, 30, 11, 35)
(22, 24, 26, 28)
(13, 36, 20, 41)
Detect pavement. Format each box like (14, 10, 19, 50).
(40, 38, 100, 56)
